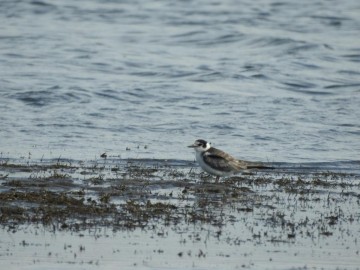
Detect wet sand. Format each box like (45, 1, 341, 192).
(0, 157, 360, 269)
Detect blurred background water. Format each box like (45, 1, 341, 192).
(0, 0, 359, 162)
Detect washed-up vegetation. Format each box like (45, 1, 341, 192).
(0, 157, 359, 244)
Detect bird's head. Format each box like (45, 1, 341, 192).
(188, 139, 211, 152)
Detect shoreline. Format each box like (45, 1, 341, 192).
(1, 157, 359, 269)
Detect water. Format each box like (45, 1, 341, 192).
(1, 222, 359, 270)
(1, 0, 360, 162)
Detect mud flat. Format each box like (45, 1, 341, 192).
(0, 157, 360, 269)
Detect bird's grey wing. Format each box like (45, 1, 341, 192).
(202, 153, 237, 172)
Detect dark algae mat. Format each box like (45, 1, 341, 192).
(1, 157, 359, 269)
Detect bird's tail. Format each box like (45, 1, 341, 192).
(246, 162, 274, 169)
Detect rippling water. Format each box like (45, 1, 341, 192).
(0, 0, 359, 162)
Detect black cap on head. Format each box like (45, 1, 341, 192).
(196, 139, 208, 147)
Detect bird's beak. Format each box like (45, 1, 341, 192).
(187, 144, 196, 148)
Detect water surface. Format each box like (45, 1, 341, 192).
(0, 0, 359, 162)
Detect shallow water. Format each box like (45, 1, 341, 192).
(1, 222, 359, 270)
(0, 158, 360, 269)
(0, 0, 359, 162)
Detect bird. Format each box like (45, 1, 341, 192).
(188, 139, 271, 182)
